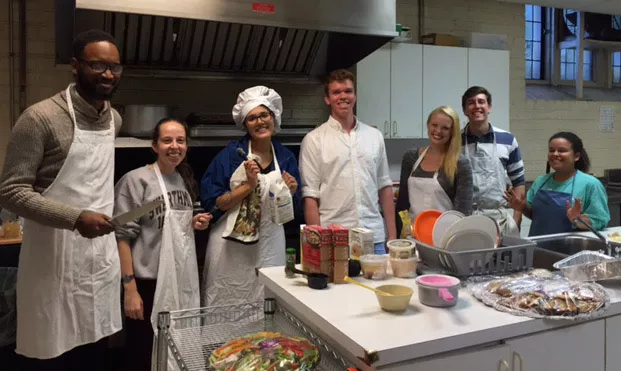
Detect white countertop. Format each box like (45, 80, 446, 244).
(259, 226, 621, 369)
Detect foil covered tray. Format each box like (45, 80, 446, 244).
(469, 270, 610, 320)
(553, 251, 621, 282)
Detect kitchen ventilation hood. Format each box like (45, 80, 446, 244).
(55, 0, 398, 81)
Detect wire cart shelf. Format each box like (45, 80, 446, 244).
(155, 299, 353, 371)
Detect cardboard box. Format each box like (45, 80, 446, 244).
(350, 228, 374, 259)
(321, 260, 334, 282)
(333, 260, 348, 284)
(329, 224, 349, 246)
(420, 33, 460, 47)
(329, 224, 350, 260)
(334, 246, 349, 260)
(302, 225, 333, 274)
(467, 32, 507, 50)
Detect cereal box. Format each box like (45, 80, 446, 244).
(329, 225, 349, 261)
(302, 225, 333, 276)
(333, 260, 349, 284)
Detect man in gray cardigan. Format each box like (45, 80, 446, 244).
(0, 29, 123, 370)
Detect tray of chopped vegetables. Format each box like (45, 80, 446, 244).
(153, 300, 352, 371)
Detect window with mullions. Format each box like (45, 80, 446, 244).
(525, 5, 545, 80)
(613, 16, 621, 84)
(558, 9, 592, 81)
(560, 49, 593, 81)
(613, 53, 621, 84)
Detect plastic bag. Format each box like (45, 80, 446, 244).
(469, 271, 610, 320)
(208, 332, 321, 371)
(269, 179, 294, 225)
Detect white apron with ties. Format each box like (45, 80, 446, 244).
(16, 84, 121, 359)
(202, 143, 286, 307)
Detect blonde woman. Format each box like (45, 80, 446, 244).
(396, 106, 473, 236)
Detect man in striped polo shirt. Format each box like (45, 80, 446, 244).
(460, 86, 525, 237)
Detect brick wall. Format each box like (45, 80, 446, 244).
(1, 0, 621, 179)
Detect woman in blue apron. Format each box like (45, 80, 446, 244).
(505, 132, 609, 236)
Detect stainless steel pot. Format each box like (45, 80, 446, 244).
(119, 105, 173, 138)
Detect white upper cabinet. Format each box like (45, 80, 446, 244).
(422, 45, 468, 130)
(390, 43, 423, 138)
(356, 43, 392, 137)
(467, 48, 511, 132)
(356, 43, 511, 138)
(357, 43, 424, 139)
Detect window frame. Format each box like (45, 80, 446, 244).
(525, 6, 621, 89)
(613, 51, 621, 86)
(525, 4, 546, 81)
(612, 16, 621, 87)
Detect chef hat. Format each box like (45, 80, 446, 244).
(232, 85, 282, 133)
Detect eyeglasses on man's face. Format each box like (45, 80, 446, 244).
(79, 59, 123, 75)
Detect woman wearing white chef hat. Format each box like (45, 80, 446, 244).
(200, 86, 302, 307)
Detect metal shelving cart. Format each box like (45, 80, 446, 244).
(155, 299, 354, 371)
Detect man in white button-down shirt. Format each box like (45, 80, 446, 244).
(299, 69, 396, 253)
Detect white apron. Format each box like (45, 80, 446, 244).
(464, 126, 519, 237)
(150, 163, 200, 371)
(202, 143, 286, 307)
(16, 84, 121, 359)
(407, 147, 454, 220)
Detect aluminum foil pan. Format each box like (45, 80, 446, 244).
(469, 273, 610, 320)
(553, 251, 621, 282)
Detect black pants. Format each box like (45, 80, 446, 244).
(16, 337, 108, 371)
(123, 278, 157, 371)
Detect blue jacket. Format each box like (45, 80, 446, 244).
(200, 135, 302, 224)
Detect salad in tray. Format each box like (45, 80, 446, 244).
(209, 331, 321, 371)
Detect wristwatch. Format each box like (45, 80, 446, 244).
(121, 274, 135, 285)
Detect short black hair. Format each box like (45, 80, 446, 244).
(72, 29, 118, 59)
(461, 86, 492, 109)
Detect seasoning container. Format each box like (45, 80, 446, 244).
(285, 248, 296, 278)
(359, 254, 389, 280)
(390, 257, 418, 278)
(387, 239, 416, 259)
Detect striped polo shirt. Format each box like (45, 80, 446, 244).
(461, 124, 525, 188)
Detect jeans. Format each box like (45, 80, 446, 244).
(374, 242, 386, 254)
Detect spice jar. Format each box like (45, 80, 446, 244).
(285, 248, 297, 278)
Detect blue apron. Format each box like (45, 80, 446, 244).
(528, 173, 576, 237)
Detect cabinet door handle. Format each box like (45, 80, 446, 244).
(498, 359, 510, 371)
(384, 120, 390, 136)
(512, 352, 524, 371)
(392, 120, 398, 136)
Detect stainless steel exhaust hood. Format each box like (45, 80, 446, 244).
(55, 0, 397, 81)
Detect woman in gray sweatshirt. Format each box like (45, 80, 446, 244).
(113, 118, 212, 371)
